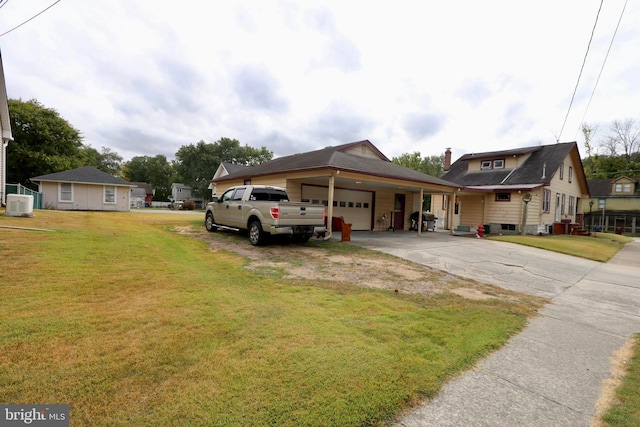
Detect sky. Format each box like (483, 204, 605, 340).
(0, 0, 638, 163)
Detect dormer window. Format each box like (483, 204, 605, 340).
(481, 159, 505, 170)
(615, 183, 632, 193)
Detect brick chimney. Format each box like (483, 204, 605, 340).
(444, 148, 452, 171)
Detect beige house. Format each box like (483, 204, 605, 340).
(586, 176, 640, 235)
(31, 166, 134, 211)
(0, 51, 13, 206)
(436, 142, 590, 235)
(211, 140, 459, 234)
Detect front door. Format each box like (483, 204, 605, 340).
(394, 194, 405, 230)
(555, 193, 561, 222)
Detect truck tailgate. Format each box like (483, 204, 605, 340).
(274, 203, 325, 225)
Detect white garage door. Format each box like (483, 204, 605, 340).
(302, 185, 373, 230)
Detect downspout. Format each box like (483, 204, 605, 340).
(323, 173, 335, 240)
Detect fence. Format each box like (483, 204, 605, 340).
(4, 184, 43, 209)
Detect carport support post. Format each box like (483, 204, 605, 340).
(418, 188, 424, 236)
(327, 174, 335, 235)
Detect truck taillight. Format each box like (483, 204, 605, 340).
(270, 207, 280, 219)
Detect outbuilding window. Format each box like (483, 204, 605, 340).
(59, 183, 73, 202)
(495, 193, 511, 202)
(104, 186, 116, 204)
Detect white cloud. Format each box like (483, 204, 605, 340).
(0, 0, 638, 163)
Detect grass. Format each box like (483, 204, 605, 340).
(488, 233, 633, 262)
(602, 335, 640, 426)
(0, 210, 543, 426)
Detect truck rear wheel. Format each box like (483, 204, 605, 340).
(205, 212, 217, 232)
(248, 220, 267, 246)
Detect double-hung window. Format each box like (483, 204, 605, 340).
(542, 189, 551, 212)
(568, 196, 575, 215)
(104, 186, 116, 204)
(59, 183, 73, 202)
(615, 183, 632, 193)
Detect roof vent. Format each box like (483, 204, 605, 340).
(541, 162, 546, 179)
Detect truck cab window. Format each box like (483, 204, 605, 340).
(220, 189, 235, 202)
(233, 188, 246, 201)
(251, 190, 269, 201)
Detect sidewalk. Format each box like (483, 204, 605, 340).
(348, 233, 640, 426)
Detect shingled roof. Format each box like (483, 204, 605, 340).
(442, 142, 582, 189)
(213, 140, 457, 188)
(32, 166, 134, 186)
(589, 176, 640, 197)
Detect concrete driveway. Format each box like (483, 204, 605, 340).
(344, 230, 640, 426)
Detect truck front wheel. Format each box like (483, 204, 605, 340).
(248, 220, 267, 246)
(205, 212, 217, 232)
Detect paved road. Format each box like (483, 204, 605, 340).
(345, 230, 640, 426)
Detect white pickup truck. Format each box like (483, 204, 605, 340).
(205, 185, 326, 245)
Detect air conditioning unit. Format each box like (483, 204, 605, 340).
(5, 194, 34, 217)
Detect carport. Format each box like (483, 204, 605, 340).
(210, 140, 460, 236)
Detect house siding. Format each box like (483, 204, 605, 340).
(486, 194, 523, 227)
(459, 195, 483, 226)
(40, 182, 130, 211)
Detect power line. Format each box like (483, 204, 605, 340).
(575, 0, 628, 139)
(0, 1, 10, 11)
(557, 0, 603, 142)
(0, 0, 63, 38)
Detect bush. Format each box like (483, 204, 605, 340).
(181, 200, 196, 210)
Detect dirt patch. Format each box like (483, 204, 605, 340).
(591, 336, 636, 426)
(176, 226, 525, 301)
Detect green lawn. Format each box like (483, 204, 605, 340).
(488, 233, 633, 262)
(0, 210, 543, 426)
(602, 335, 640, 426)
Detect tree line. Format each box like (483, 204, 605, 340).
(6, 98, 640, 203)
(581, 119, 640, 179)
(7, 99, 272, 202)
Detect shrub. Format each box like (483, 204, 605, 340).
(181, 200, 196, 210)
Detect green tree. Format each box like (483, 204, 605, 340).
(7, 99, 84, 188)
(392, 151, 445, 210)
(174, 138, 273, 201)
(80, 146, 123, 176)
(392, 152, 445, 177)
(123, 155, 175, 201)
(583, 154, 640, 179)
